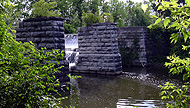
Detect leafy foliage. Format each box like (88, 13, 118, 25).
(31, 0, 60, 17)
(152, 0, 190, 44)
(64, 12, 81, 34)
(82, 11, 114, 27)
(152, 0, 190, 107)
(56, 0, 74, 18)
(82, 12, 103, 27)
(89, 0, 101, 14)
(170, 37, 190, 58)
(165, 54, 190, 81)
(109, 0, 153, 27)
(109, 0, 127, 27)
(0, 1, 65, 107)
(10, 0, 39, 18)
(72, 0, 86, 25)
(64, 23, 77, 34)
(159, 82, 190, 108)
(101, 12, 114, 23)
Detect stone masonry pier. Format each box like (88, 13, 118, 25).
(16, 17, 69, 82)
(74, 23, 122, 75)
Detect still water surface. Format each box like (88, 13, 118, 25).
(62, 67, 181, 108)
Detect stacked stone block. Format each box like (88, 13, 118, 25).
(117, 27, 148, 66)
(16, 17, 69, 82)
(75, 23, 122, 75)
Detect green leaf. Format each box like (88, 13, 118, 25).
(155, 18, 162, 25)
(160, 91, 166, 95)
(161, 96, 167, 100)
(35, 91, 41, 95)
(162, 1, 170, 7)
(56, 60, 60, 65)
(164, 18, 170, 28)
(171, 95, 174, 99)
(182, 45, 188, 50)
(184, 20, 190, 26)
(54, 83, 60, 87)
(169, 21, 178, 28)
(66, 86, 69, 90)
(170, 33, 178, 43)
(182, 29, 189, 42)
(188, 18, 190, 22)
(157, 5, 163, 11)
(151, 15, 158, 18)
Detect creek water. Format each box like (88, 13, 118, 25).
(61, 67, 182, 108)
(63, 36, 182, 108)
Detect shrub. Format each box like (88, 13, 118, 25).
(64, 23, 77, 34)
(64, 12, 81, 34)
(0, 1, 64, 107)
(82, 11, 115, 27)
(82, 11, 103, 27)
(101, 12, 114, 23)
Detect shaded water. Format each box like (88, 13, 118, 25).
(61, 67, 182, 108)
(63, 31, 182, 108)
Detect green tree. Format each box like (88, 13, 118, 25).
(81, 11, 114, 27)
(101, 12, 114, 23)
(31, 0, 60, 17)
(89, 0, 101, 14)
(64, 12, 81, 34)
(151, 0, 190, 107)
(56, 0, 74, 18)
(126, 1, 153, 26)
(56, 0, 82, 33)
(72, 0, 85, 26)
(109, 0, 153, 27)
(82, 11, 103, 27)
(109, 0, 127, 27)
(9, 0, 39, 19)
(102, 0, 110, 13)
(150, 0, 186, 17)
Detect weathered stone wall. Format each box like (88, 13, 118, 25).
(117, 27, 148, 67)
(68, 25, 164, 69)
(75, 23, 122, 75)
(16, 17, 69, 82)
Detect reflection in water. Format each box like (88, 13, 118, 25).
(117, 98, 163, 108)
(62, 67, 180, 108)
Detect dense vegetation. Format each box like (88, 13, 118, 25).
(150, 0, 190, 107)
(0, 0, 65, 107)
(31, 0, 60, 17)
